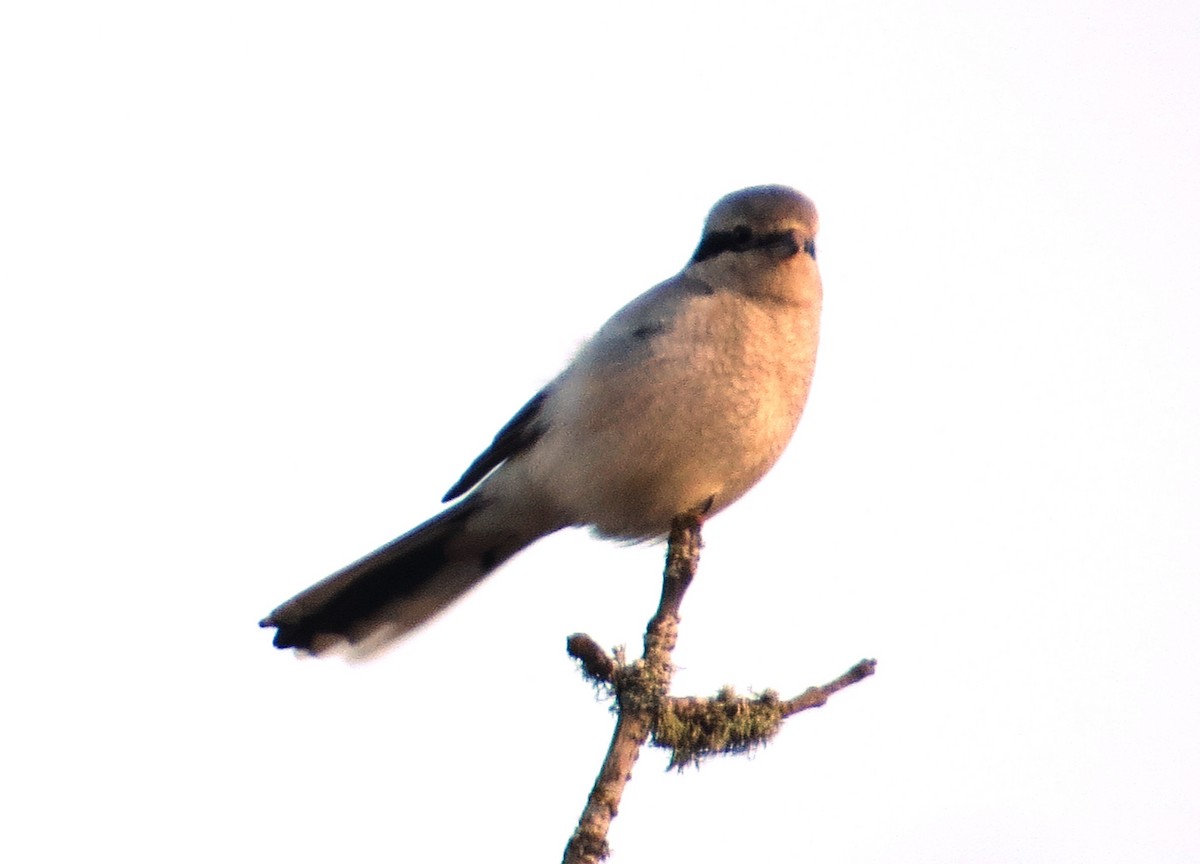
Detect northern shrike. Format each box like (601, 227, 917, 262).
(261, 185, 822, 656)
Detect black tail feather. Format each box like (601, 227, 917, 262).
(261, 501, 489, 654)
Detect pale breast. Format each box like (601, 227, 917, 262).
(530, 289, 819, 540)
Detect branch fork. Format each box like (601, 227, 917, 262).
(562, 514, 875, 863)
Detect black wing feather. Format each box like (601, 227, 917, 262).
(441, 390, 549, 502)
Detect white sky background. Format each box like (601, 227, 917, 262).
(3, 1, 1198, 861)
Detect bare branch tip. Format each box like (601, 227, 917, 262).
(567, 633, 617, 684)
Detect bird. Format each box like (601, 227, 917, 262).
(260, 184, 822, 657)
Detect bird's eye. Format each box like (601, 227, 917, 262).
(732, 225, 752, 244)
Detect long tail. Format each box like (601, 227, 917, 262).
(260, 497, 542, 657)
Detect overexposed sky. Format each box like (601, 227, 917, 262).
(4, 2, 1198, 862)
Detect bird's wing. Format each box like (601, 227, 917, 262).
(442, 389, 549, 501)
(583, 273, 715, 358)
(441, 274, 713, 503)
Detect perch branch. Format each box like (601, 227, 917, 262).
(563, 514, 875, 862)
(563, 512, 703, 864)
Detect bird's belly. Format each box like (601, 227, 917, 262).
(531, 350, 808, 540)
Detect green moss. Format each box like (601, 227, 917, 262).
(651, 688, 785, 770)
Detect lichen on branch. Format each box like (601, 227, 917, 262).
(563, 513, 875, 864)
